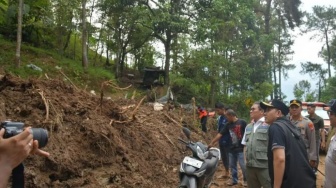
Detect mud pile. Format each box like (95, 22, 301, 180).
(0, 74, 212, 188)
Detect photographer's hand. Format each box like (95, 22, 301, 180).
(0, 128, 33, 188)
(30, 139, 50, 157)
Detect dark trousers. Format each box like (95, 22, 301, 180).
(219, 144, 230, 171)
(12, 163, 24, 188)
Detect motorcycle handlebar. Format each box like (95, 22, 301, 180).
(178, 138, 189, 145)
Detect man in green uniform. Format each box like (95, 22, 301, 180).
(306, 103, 325, 174)
(289, 99, 317, 168)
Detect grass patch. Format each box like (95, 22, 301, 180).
(0, 38, 115, 91)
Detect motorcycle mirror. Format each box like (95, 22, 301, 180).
(182, 127, 191, 139)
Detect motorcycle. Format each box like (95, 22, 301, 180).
(178, 128, 221, 188)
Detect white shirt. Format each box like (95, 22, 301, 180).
(324, 134, 336, 188)
(241, 117, 265, 145)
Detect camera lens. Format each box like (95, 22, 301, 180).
(31, 128, 48, 148)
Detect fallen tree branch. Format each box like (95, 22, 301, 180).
(109, 82, 132, 90)
(37, 90, 49, 121)
(119, 104, 136, 114)
(49, 101, 63, 126)
(59, 70, 79, 91)
(164, 113, 182, 128)
(99, 81, 132, 115)
(109, 119, 131, 125)
(159, 129, 177, 149)
(130, 96, 146, 119)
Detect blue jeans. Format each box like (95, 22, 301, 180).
(219, 144, 230, 172)
(229, 151, 246, 184)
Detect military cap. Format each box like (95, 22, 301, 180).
(289, 99, 302, 107)
(260, 99, 289, 116)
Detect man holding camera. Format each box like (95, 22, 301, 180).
(0, 127, 49, 188)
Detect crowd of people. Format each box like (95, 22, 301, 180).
(204, 99, 336, 188)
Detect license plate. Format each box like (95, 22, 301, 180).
(183, 156, 203, 168)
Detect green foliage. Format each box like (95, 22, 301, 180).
(0, 0, 330, 109)
(321, 77, 336, 102)
(304, 5, 336, 78)
(293, 80, 316, 101)
(0, 38, 114, 91)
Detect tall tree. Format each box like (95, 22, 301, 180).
(261, 0, 303, 100)
(99, 0, 152, 77)
(82, 0, 88, 70)
(300, 62, 327, 101)
(304, 5, 336, 78)
(15, 0, 23, 68)
(52, 0, 81, 55)
(141, 0, 190, 85)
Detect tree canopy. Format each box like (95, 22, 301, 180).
(0, 0, 336, 111)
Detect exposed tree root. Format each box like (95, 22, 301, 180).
(37, 90, 49, 121)
(59, 70, 79, 91)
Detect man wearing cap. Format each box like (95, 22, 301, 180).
(324, 99, 336, 188)
(306, 103, 325, 174)
(260, 99, 315, 188)
(289, 99, 317, 168)
(242, 102, 271, 188)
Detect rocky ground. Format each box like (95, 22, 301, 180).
(0, 74, 327, 187)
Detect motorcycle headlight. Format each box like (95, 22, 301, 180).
(196, 145, 209, 160)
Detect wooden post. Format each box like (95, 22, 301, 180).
(192, 97, 196, 128)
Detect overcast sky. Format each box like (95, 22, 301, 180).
(282, 0, 336, 101)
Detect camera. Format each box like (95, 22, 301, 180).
(0, 121, 48, 148)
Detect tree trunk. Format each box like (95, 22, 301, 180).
(63, 30, 72, 53)
(105, 45, 110, 66)
(172, 33, 178, 74)
(164, 32, 172, 85)
(277, 32, 282, 99)
(93, 26, 103, 66)
(87, 0, 96, 55)
(15, 0, 24, 68)
(99, 42, 104, 65)
(74, 33, 77, 60)
(120, 50, 126, 77)
(265, 0, 273, 98)
(325, 29, 331, 78)
(82, 0, 89, 71)
(318, 79, 321, 101)
(272, 47, 277, 99)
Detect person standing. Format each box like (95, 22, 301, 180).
(260, 99, 315, 188)
(242, 102, 271, 188)
(209, 109, 247, 186)
(306, 103, 325, 174)
(288, 99, 317, 168)
(323, 99, 336, 188)
(197, 106, 208, 136)
(214, 102, 230, 178)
